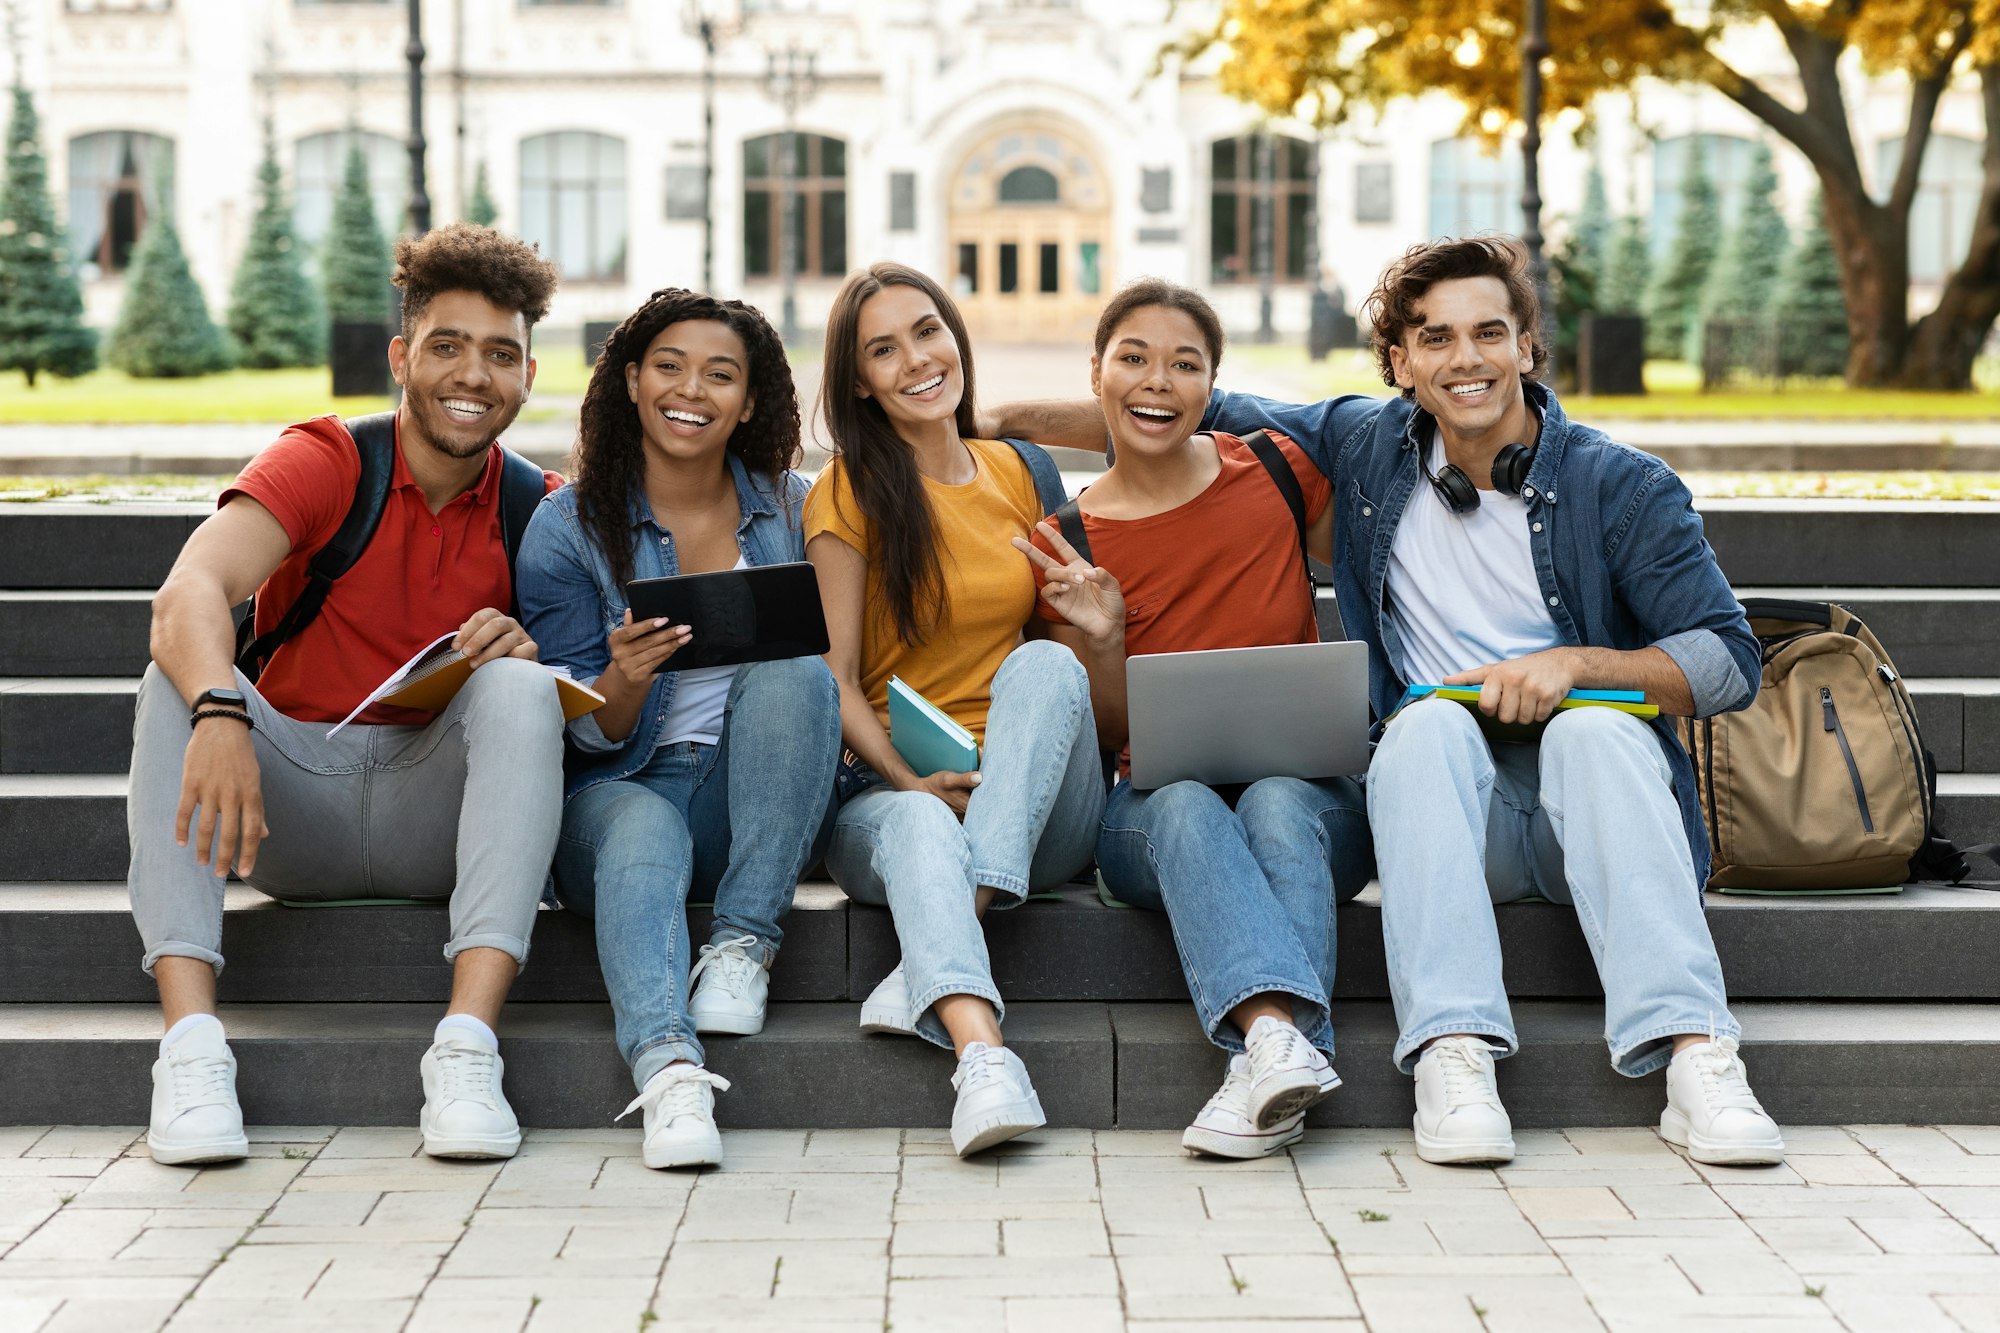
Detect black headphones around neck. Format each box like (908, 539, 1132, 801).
(1428, 441, 1535, 514)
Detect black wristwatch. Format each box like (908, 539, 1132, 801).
(191, 687, 247, 715)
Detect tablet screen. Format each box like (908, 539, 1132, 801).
(624, 562, 831, 671)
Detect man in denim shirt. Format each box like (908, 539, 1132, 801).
(990, 238, 1784, 1166)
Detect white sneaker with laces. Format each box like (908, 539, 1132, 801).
(1244, 1015, 1332, 1129)
(858, 961, 917, 1036)
(1183, 1052, 1339, 1159)
(1660, 1036, 1785, 1165)
(950, 1042, 1045, 1157)
(419, 1032, 521, 1159)
(1412, 1036, 1515, 1164)
(688, 934, 770, 1036)
(618, 1064, 731, 1169)
(147, 1021, 248, 1166)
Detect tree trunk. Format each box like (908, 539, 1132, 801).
(1901, 64, 2000, 391)
(1819, 181, 1913, 387)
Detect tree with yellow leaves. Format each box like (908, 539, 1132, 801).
(1181, 0, 1995, 390)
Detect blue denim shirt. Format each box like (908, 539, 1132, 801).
(516, 451, 809, 800)
(1202, 380, 1758, 888)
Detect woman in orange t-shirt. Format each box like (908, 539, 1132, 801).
(1023, 279, 1374, 1162)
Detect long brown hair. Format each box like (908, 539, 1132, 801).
(573, 288, 800, 588)
(817, 263, 979, 646)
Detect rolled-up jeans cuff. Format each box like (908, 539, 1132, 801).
(632, 1037, 707, 1093)
(1613, 1020, 1741, 1079)
(1394, 1022, 1517, 1075)
(142, 942, 224, 977)
(972, 869, 1028, 911)
(443, 931, 531, 966)
(708, 927, 780, 968)
(1209, 981, 1334, 1058)
(911, 978, 1005, 1051)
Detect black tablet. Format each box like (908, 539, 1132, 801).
(623, 562, 830, 672)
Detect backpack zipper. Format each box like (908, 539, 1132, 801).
(1820, 686, 1874, 833)
(1877, 663, 1935, 832)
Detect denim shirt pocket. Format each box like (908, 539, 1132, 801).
(1344, 481, 1381, 565)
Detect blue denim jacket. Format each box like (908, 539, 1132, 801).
(516, 451, 809, 800)
(1202, 380, 1758, 887)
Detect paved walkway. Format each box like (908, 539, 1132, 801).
(2, 1123, 1996, 1332)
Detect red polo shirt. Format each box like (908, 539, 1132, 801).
(223, 414, 562, 727)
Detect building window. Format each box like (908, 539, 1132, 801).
(1878, 133, 1982, 285)
(294, 130, 406, 251)
(998, 166, 1060, 204)
(742, 132, 847, 280)
(521, 131, 628, 281)
(64, 0, 172, 11)
(1209, 133, 1311, 285)
(67, 131, 172, 278)
(1427, 137, 1522, 240)
(889, 171, 917, 232)
(1355, 162, 1394, 224)
(1650, 133, 1757, 256)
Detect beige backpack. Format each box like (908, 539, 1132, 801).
(1677, 599, 1985, 890)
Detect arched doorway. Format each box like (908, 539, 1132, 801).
(947, 118, 1110, 342)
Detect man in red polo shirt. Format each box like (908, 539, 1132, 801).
(129, 225, 565, 1165)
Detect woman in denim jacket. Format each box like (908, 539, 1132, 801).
(516, 289, 840, 1170)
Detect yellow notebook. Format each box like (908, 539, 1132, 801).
(1390, 684, 1658, 744)
(327, 633, 605, 736)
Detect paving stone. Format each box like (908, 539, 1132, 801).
(889, 1253, 1120, 1298)
(402, 1298, 532, 1333)
(1852, 1215, 1997, 1254)
(1790, 1154, 1905, 1186)
(1002, 1296, 1124, 1333)
(1508, 1186, 1630, 1223)
(162, 1297, 416, 1331)
(1713, 1184, 1953, 1219)
(40, 1296, 182, 1332)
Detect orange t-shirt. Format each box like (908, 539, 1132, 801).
(223, 414, 561, 726)
(1033, 430, 1330, 775)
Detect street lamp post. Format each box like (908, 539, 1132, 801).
(1519, 0, 1552, 377)
(1254, 132, 1276, 343)
(761, 44, 818, 346)
(406, 0, 430, 237)
(684, 0, 735, 295)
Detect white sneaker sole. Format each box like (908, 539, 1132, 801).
(690, 1006, 766, 1037)
(147, 1132, 248, 1166)
(421, 1128, 521, 1160)
(858, 1001, 917, 1036)
(644, 1131, 723, 1169)
(1659, 1107, 1785, 1166)
(1412, 1120, 1515, 1165)
(1249, 1067, 1328, 1129)
(1183, 1115, 1305, 1160)
(952, 1095, 1046, 1157)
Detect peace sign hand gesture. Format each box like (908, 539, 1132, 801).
(1013, 521, 1126, 648)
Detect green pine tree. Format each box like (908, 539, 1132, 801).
(1600, 211, 1652, 317)
(466, 160, 497, 227)
(1774, 189, 1849, 379)
(1549, 163, 1612, 383)
(105, 161, 231, 378)
(0, 85, 96, 384)
(1570, 162, 1612, 292)
(226, 126, 326, 368)
(1644, 137, 1720, 361)
(1699, 141, 1790, 370)
(322, 142, 392, 323)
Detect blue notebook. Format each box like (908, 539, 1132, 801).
(888, 676, 980, 777)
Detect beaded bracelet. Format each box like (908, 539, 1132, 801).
(190, 708, 255, 731)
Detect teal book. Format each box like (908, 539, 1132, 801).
(1390, 684, 1660, 745)
(888, 676, 980, 777)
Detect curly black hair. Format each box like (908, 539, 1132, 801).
(394, 222, 560, 340)
(572, 288, 801, 589)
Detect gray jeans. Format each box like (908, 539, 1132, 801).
(127, 657, 565, 975)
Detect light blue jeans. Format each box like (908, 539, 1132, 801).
(1367, 698, 1737, 1078)
(553, 656, 840, 1091)
(1098, 776, 1374, 1057)
(827, 640, 1105, 1050)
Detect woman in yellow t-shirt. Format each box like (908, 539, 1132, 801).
(804, 262, 1105, 1157)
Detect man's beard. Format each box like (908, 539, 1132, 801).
(409, 395, 508, 459)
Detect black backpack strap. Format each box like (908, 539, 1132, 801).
(233, 412, 397, 680)
(1052, 496, 1092, 567)
(1240, 428, 1313, 581)
(494, 447, 546, 615)
(1001, 436, 1069, 516)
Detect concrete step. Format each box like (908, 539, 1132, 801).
(7, 881, 1998, 1005)
(7, 499, 1998, 590)
(10, 673, 1992, 778)
(1726, 587, 2000, 678)
(1, 998, 1992, 1129)
(0, 591, 155, 677)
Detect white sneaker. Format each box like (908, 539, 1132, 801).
(688, 934, 770, 1036)
(1412, 1036, 1515, 1164)
(419, 1032, 521, 1159)
(950, 1042, 1045, 1157)
(1661, 1036, 1786, 1166)
(859, 961, 917, 1036)
(1183, 1053, 1338, 1159)
(1243, 1015, 1332, 1129)
(147, 1021, 248, 1166)
(618, 1064, 730, 1169)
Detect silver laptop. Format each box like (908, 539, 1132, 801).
(1125, 641, 1371, 790)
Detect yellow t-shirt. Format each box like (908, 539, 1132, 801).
(804, 437, 1042, 744)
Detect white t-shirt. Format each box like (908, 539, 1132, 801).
(658, 556, 747, 747)
(1386, 436, 1562, 686)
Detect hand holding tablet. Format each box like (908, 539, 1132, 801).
(622, 561, 831, 672)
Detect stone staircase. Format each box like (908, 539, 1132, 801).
(0, 499, 1996, 1131)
